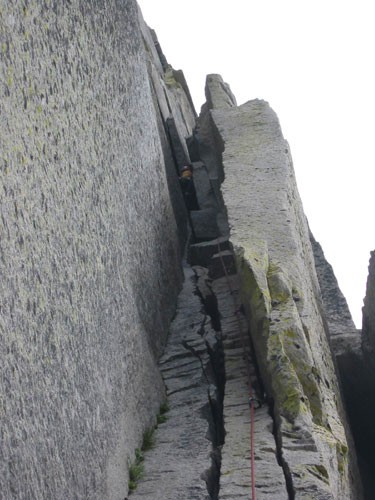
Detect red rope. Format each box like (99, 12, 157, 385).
(217, 242, 257, 500)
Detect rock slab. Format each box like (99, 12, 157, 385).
(208, 78, 360, 499)
(212, 275, 288, 499)
(362, 251, 375, 362)
(0, 3, 194, 499)
(130, 265, 216, 499)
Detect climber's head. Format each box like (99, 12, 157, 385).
(180, 165, 193, 178)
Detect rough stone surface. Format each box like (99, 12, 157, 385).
(139, 16, 196, 172)
(208, 251, 236, 280)
(188, 237, 230, 268)
(172, 68, 197, 119)
(192, 161, 219, 210)
(191, 160, 229, 237)
(209, 81, 361, 499)
(212, 276, 288, 499)
(152, 96, 189, 254)
(130, 265, 217, 499)
(362, 251, 375, 362)
(195, 75, 230, 184)
(310, 234, 365, 497)
(166, 117, 191, 169)
(0, 3, 193, 499)
(354, 251, 375, 498)
(310, 233, 360, 357)
(205, 74, 237, 110)
(190, 208, 221, 241)
(0, 2, 369, 498)
(139, 8, 196, 250)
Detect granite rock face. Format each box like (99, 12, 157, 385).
(0, 2, 194, 499)
(310, 234, 360, 358)
(205, 76, 361, 499)
(307, 177, 375, 500)
(355, 251, 375, 498)
(310, 233, 366, 497)
(212, 275, 288, 500)
(130, 265, 216, 500)
(362, 252, 375, 362)
(0, 2, 369, 498)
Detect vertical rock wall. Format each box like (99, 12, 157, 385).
(0, 1, 369, 498)
(204, 76, 361, 499)
(310, 234, 360, 357)
(311, 233, 367, 497)
(362, 252, 375, 362)
(0, 2, 193, 499)
(355, 252, 375, 498)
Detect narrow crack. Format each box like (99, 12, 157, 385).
(201, 114, 294, 498)
(189, 275, 226, 499)
(269, 399, 296, 500)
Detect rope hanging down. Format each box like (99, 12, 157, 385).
(217, 242, 258, 500)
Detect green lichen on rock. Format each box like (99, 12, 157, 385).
(336, 441, 349, 474)
(267, 262, 292, 304)
(233, 239, 352, 496)
(276, 325, 324, 427)
(235, 240, 271, 316)
(267, 330, 307, 421)
(306, 464, 330, 484)
(164, 67, 181, 89)
(212, 87, 357, 496)
(6, 66, 14, 87)
(234, 241, 273, 396)
(229, 238, 330, 435)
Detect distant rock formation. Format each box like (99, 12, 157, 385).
(355, 252, 375, 498)
(362, 252, 375, 363)
(311, 234, 360, 357)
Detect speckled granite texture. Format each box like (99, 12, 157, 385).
(0, 2, 187, 498)
(207, 75, 361, 499)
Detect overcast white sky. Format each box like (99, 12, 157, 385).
(138, 0, 374, 327)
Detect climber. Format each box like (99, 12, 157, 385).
(179, 165, 199, 211)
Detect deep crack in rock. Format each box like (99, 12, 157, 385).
(130, 265, 225, 499)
